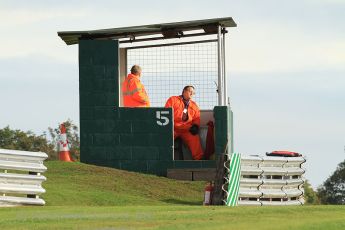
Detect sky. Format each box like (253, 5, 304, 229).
(0, 0, 344, 188)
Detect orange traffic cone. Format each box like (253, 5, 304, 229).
(58, 123, 72, 162)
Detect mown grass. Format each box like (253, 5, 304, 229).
(0, 205, 344, 229)
(0, 161, 344, 229)
(42, 161, 205, 206)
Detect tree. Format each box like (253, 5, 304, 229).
(317, 159, 345, 204)
(0, 126, 56, 159)
(303, 180, 319, 205)
(48, 119, 80, 161)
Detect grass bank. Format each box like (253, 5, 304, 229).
(42, 161, 205, 206)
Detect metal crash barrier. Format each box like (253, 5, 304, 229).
(223, 153, 306, 206)
(0, 148, 48, 206)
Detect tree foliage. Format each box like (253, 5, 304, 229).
(0, 126, 56, 159)
(317, 159, 345, 204)
(303, 180, 319, 205)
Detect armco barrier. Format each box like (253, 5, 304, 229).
(223, 153, 306, 206)
(0, 148, 48, 206)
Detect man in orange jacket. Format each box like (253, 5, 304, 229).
(165, 86, 203, 160)
(122, 65, 150, 107)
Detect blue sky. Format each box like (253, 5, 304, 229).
(0, 0, 344, 187)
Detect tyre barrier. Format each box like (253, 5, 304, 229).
(0, 148, 48, 206)
(223, 153, 306, 206)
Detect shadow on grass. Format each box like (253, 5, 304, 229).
(162, 199, 202, 206)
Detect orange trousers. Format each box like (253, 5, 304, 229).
(174, 129, 203, 160)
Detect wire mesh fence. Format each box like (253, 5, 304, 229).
(127, 41, 218, 109)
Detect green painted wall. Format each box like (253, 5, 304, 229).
(229, 109, 234, 153)
(80, 107, 175, 175)
(214, 106, 233, 155)
(78, 39, 232, 176)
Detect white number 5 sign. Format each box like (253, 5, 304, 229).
(156, 111, 170, 126)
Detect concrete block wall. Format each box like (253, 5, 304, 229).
(81, 107, 174, 176)
(78, 39, 232, 177)
(214, 106, 233, 155)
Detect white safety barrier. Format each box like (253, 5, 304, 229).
(0, 148, 48, 206)
(238, 155, 306, 206)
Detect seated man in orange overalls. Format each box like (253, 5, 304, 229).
(165, 86, 203, 160)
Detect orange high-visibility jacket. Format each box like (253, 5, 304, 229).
(122, 74, 150, 107)
(165, 96, 200, 130)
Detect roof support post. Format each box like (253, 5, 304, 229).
(222, 29, 227, 106)
(217, 25, 224, 105)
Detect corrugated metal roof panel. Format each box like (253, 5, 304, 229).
(58, 17, 236, 45)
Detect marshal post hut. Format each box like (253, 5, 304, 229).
(57, 17, 236, 181)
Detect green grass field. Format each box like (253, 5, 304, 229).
(0, 162, 344, 230)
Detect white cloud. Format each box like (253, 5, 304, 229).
(305, 0, 345, 5)
(0, 8, 88, 26)
(0, 7, 87, 62)
(228, 22, 345, 74)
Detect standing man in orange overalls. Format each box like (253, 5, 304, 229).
(122, 65, 150, 107)
(165, 85, 203, 160)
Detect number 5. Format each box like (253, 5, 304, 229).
(156, 111, 169, 126)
